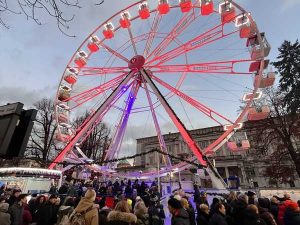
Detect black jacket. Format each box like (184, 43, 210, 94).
(171, 208, 190, 225)
(36, 202, 58, 225)
(197, 211, 210, 225)
(284, 208, 300, 225)
(209, 212, 228, 225)
(8, 202, 23, 225)
(243, 208, 267, 225)
(229, 199, 248, 225)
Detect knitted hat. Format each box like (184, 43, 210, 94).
(85, 189, 96, 202)
(168, 198, 182, 209)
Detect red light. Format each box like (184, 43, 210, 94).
(119, 18, 131, 28)
(180, 1, 192, 13)
(201, 2, 214, 15)
(74, 58, 86, 68)
(103, 29, 114, 39)
(158, 3, 170, 15)
(139, 8, 150, 19)
(88, 43, 99, 52)
(221, 9, 236, 23)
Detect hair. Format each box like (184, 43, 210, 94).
(115, 200, 131, 213)
(215, 203, 224, 211)
(258, 198, 271, 210)
(18, 194, 28, 202)
(181, 198, 189, 209)
(199, 204, 209, 212)
(227, 191, 237, 201)
(247, 204, 259, 214)
(64, 197, 75, 207)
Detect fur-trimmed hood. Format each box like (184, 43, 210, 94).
(107, 210, 137, 223)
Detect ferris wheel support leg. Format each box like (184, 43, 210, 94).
(140, 69, 227, 189)
(49, 70, 136, 170)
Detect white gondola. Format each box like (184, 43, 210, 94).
(74, 51, 88, 68)
(247, 32, 271, 60)
(227, 132, 250, 152)
(219, 1, 236, 23)
(139, 2, 150, 19)
(88, 35, 100, 52)
(243, 91, 262, 102)
(223, 123, 243, 131)
(103, 23, 114, 39)
(119, 11, 131, 28)
(254, 72, 275, 88)
(64, 68, 78, 84)
(58, 85, 72, 102)
(235, 13, 255, 39)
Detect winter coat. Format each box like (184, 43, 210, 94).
(283, 208, 300, 225)
(197, 210, 210, 225)
(270, 203, 279, 223)
(259, 207, 277, 225)
(57, 205, 74, 224)
(244, 208, 267, 225)
(209, 212, 228, 225)
(229, 199, 248, 225)
(135, 204, 149, 225)
(74, 197, 99, 225)
(99, 207, 111, 225)
(107, 210, 137, 225)
(186, 207, 196, 225)
(22, 205, 32, 225)
(8, 195, 18, 206)
(148, 204, 165, 225)
(8, 202, 24, 225)
(171, 208, 190, 225)
(0, 203, 11, 225)
(36, 202, 59, 225)
(278, 200, 292, 225)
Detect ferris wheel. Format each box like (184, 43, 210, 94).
(49, 0, 273, 183)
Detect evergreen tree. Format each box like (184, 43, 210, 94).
(273, 40, 300, 114)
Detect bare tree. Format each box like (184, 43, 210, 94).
(26, 98, 58, 163)
(247, 88, 300, 184)
(73, 112, 111, 162)
(0, 0, 104, 36)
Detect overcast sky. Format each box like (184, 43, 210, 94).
(0, 0, 299, 156)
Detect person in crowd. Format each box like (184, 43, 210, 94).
(258, 198, 277, 225)
(297, 200, 300, 208)
(0, 202, 11, 225)
(57, 196, 75, 224)
(168, 197, 190, 225)
(247, 191, 257, 205)
(99, 204, 112, 225)
(0, 185, 6, 197)
(100, 183, 108, 197)
(181, 197, 196, 225)
(229, 193, 248, 225)
(209, 198, 221, 217)
(22, 204, 32, 225)
(283, 201, 300, 225)
(278, 195, 293, 225)
(8, 193, 28, 225)
(107, 200, 137, 225)
(208, 203, 228, 225)
(270, 197, 279, 223)
(148, 194, 165, 225)
(49, 184, 58, 194)
(134, 201, 149, 225)
(36, 194, 59, 225)
(8, 189, 22, 206)
(244, 204, 267, 225)
(227, 191, 237, 205)
(197, 204, 210, 225)
(73, 189, 99, 225)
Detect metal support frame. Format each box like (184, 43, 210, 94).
(49, 70, 136, 169)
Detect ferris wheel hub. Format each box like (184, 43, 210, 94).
(128, 55, 145, 70)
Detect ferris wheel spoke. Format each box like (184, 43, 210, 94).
(150, 73, 234, 125)
(140, 69, 207, 167)
(147, 59, 253, 75)
(128, 27, 138, 55)
(67, 74, 127, 110)
(99, 42, 130, 63)
(147, 23, 238, 66)
(104, 82, 140, 164)
(78, 66, 129, 76)
(143, 82, 172, 168)
(143, 13, 162, 58)
(146, 5, 198, 61)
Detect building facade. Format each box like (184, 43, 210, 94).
(134, 122, 300, 189)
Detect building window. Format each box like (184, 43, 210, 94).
(217, 167, 226, 179)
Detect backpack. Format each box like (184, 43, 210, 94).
(62, 206, 93, 225)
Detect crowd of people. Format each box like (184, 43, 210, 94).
(0, 179, 299, 225)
